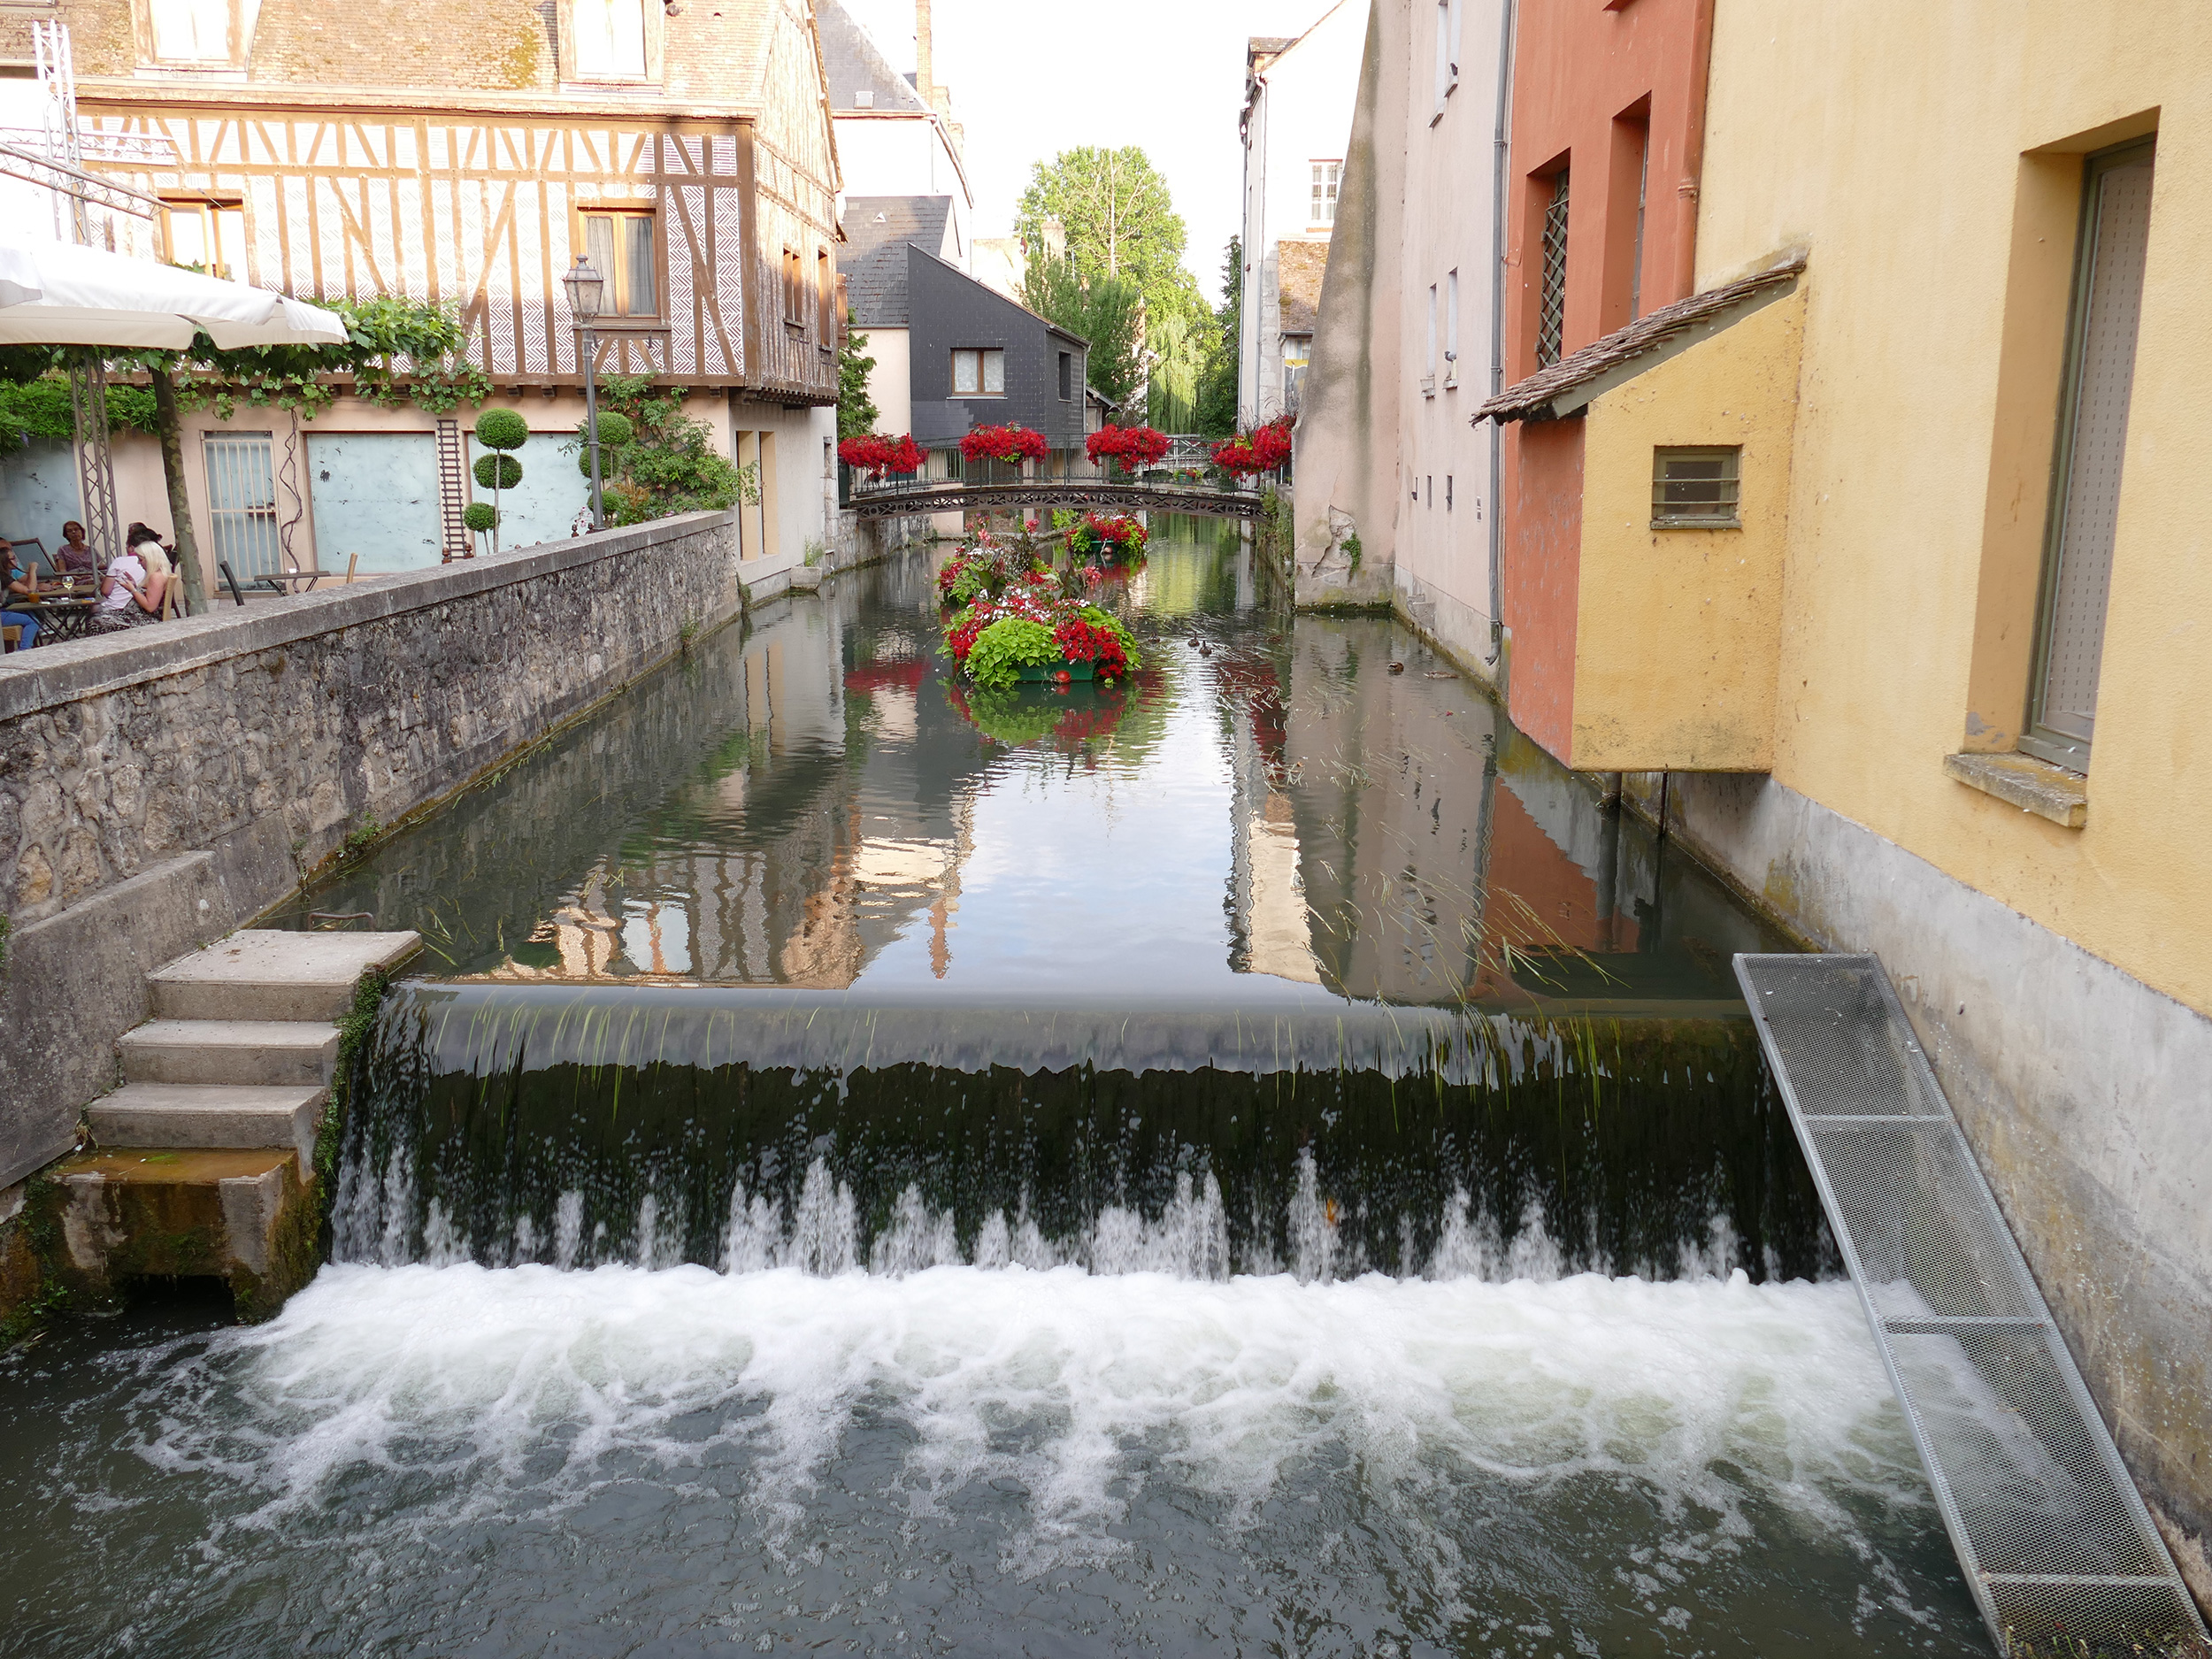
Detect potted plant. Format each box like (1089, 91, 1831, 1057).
(1085, 424, 1170, 477)
(941, 585, 1141, 687)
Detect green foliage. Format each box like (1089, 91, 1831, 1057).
(1343, 531, 1363, 573)
(575, 379, 742, 524)
(573, 410, 637, 474)
(1015, 147, 1194, 331)
(1148, 308, 1203, 434)
(0, 375, 157, 443)
(315, 967, 392, 1221)
(838, 329, 879, 442)
(463, 501, 499, 533)
(472, 453, 523, 490)
(342, 815, 384, 856)
(964, 616, 1061, 689)
(1081, 604, 1141, 671)
(151, 295, 489, 420)
(1020, 258, 1147, 408)
(1194, 236, 1241, 438)
(474, 407, 528, 450)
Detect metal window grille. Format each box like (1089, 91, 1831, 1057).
(1537, 170, 1569, 366)
(202, 431, 280, 579)
(1651, 446, 1742, 527)
(1736, 955, 2210, 1659)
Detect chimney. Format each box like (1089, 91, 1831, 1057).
(915, 0, 933, 104)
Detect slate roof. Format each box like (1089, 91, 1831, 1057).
(1276, 239, 1328, 336)
(840, 196, 955, 326)
(817, 0, 930, 113)
(1476, 252, 1808, 423)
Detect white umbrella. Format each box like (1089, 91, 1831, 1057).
(0, 239, 348, 349)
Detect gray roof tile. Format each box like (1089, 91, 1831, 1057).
(840, 196, 955, 326)
(817, 0, 929, 113)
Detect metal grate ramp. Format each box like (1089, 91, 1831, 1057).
(1736, 954, 2209, 1658)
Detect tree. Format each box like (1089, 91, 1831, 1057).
(1194, 237, 1241, 438)
(1019, 257, 1148, 410)
(1015, 148, 1192, 330)
(838, 329, 878, 442)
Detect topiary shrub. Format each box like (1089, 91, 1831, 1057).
(473, 453, 523, 491)
(575, 409, 635, 476)
(472, 409, 529, 551)
(462, 500, 498, 553)
(473, 408, 528, 451)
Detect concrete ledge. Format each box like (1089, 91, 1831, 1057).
(1944, 749, 2088, 828)
(0, 511, 731, 722)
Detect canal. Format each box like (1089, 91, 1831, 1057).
(0, 522, 1989, 1655)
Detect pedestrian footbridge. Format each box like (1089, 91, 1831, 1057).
(1736, 954, 2208, 1658)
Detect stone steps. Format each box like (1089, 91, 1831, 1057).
(119, 1019, 340, 1087)
(95, 930, 420, 1176)
(88, 1082, 325, 1171)
(149, 930, 421, 1023)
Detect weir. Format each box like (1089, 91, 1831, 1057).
(335, 980, 1831, 1283)
(1738, 954, 2210, 1658)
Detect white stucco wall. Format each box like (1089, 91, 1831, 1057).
(1240, 0, 1371, 428)
(1393, 0, 1507, 664)
(858, 325, 912, 436)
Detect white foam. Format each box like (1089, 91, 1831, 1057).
(147, 1259, 1928, 1579)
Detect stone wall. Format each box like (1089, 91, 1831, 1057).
(0, 512, 744, 1188)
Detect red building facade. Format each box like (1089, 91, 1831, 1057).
(1497, 0, 1714, 761)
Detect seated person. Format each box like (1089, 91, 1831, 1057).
(54, 519, 99, 577)
(124, 523, 175, 612)
(1, 538, 39, 650)
(88, 541, 165, 634)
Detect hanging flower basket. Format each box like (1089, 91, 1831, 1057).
(1085, 424, 1170, 476)
(1210, 416, 1294, 478)
(959, 424, 1049, 466)
(837, 432, 925, 480)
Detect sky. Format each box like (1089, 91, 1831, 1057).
(836, 0, 1348, 299)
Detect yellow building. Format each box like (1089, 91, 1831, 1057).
(1543, 0, 2212, 1596)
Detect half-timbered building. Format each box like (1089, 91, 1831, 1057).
(2, 0, 841, 574)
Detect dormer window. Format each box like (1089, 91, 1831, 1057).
(854, 89, 874, 109)
(576, 0, 644, 75)
(565, 0, 652, 81)
(141, 0, 257, 68)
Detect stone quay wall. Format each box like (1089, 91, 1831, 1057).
(0, 512, 745, 1189)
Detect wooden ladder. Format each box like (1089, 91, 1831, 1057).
(435, 418, 471, 561)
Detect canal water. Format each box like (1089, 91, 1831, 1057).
(0, 523, 1989, 1655)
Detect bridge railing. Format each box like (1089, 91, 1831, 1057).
(845, 439, 1281, 508)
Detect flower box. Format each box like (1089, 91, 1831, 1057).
(1017, 658, 1097, 683)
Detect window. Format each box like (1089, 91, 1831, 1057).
(2024, 137, 2156, 771)
(1057, 350, 1072, 400)
(951, 348, 1004, 396)
(1537, 168, 1570, 366)
(1310, 161, 1340, 227)
(1433, 0, 1462, 112)
(162, 198, 246, 279)
(781, 248, 805, 328)
(583, 210, 657, 316)
(1651, 447, 1741, 528)
(1424, 282, 1438, 393)
(818, 249, 833, 344)
(572, 0, 647, 78)
(146, 0, 236, 63)
(1631, 122, 1649, 320)
(1445, 268, 1459, 384)
(1283, 348, 1308, 411)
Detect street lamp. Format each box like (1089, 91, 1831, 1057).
(563, 253, 607, 531)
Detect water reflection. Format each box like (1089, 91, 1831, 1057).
(280, 519, 1783, 1008)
